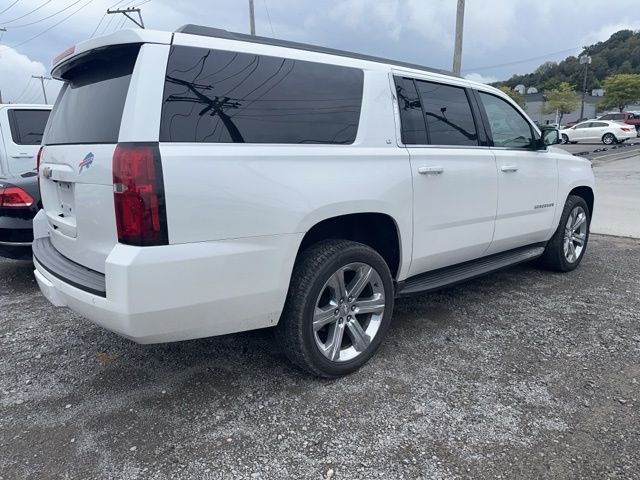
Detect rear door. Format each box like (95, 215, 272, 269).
(0, 108, 50, 175)
(39, 43, 166, 272)
(394, 75, 498, 275)
(587, 121, 608, 141)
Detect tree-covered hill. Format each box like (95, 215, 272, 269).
(494, 30, 640, 91)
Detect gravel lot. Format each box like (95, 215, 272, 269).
(1, 235, 639, 480)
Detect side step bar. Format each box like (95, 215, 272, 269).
(397, 244, 546, 297)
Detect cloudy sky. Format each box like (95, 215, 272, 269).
(1, 0, 639, 104)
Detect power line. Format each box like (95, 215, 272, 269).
(1, 0, 53, 25)
(463, 46, 582, 72)
(263, 0, 274, 37)
(7, 0, 85, 28)
(0, 0, 96, 53)
(13, 77, 33, 102)
(0, 0, 20, 16)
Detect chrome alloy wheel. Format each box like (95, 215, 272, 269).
(564, 205, 588, 263)
(312, 262, 386, 363)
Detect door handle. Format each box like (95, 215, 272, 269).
(418, 166, 444, 175)
(11, 153, 33, 158)
(501, 165, 519, 172)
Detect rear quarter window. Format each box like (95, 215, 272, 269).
(43, 44, 141, 145)
(7, 109, 50, 145)
(160, 46, 364, 144)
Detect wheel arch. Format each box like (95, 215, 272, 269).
(295, 212, 403, 279)
(568, 185, 594, 219)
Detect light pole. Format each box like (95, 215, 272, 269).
(579, 51, 591, 120)
(249, 0, 256, 35)
(452, 0, 465, 75)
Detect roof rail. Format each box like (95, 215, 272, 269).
(174, 24, 456, 77)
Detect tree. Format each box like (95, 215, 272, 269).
(498, 86, 526, 109)
(539, 82, 579, 124)
(599, 74, 640, 112)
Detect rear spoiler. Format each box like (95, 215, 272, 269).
(51, 29, 172, 79)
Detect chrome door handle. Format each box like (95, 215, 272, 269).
(418, 166, 444, 175)
(11, 153, 33, 158)
(501, 165, 519, 172)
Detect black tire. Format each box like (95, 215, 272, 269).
(602, 133, 616, 145)
(276, 240, 394, 378)
(538, 195, 590, 272)
(570, 141, 578, 144)
(561, 134, 569, 144)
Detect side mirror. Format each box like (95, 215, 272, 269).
(541, 128, 560, 147)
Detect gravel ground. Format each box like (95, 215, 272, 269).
(1, 235, 639, 480)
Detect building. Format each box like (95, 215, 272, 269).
(522, 92, 640, 125)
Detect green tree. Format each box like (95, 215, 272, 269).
(539, 82, 579, 124)
(498, 86, 526, 109)
(599, 74, 640, 111)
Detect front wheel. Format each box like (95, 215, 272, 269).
(538, 195, 590, 272)
(276, 240, 394, 377)
(602, 133, 616, 145)
(561, 134, 569, 144)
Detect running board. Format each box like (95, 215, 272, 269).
(397, 244, 546, 297)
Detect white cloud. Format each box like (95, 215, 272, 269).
(464, 72, 497, 84)
(0, 44, 61, 104)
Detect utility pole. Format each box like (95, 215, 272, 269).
(107, 7, 145, 28)
(249, 0, 256, 35)
(32, 75, 51, 104)
(452, 0, 465, 75)
(579, 50, 592, 120)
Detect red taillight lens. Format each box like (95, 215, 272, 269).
(113, 143, 168, 246)
(0, 186, 34, 208)
(36, 146, 43, 196)
(620, 127, 631, 132)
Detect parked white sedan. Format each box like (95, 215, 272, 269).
(560, 120, 636, 145)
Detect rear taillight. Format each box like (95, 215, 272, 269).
(0, 186, 34, 208)
(112, 143, 168, 246)
(36, 146, 43, 196)
(620, 127, 631, 132)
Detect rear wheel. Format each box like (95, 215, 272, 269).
(538, 195, 590, 272)
(602, 133, 616, 145)
(276, 240, 394, 377)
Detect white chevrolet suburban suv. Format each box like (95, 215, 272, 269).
(33, 26, 595, 377)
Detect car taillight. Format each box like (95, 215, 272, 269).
(36, 146, 43, 195)
(620, 127, 631, 132)
(0, 186, 34, 208)
(112, 143, 168, 246)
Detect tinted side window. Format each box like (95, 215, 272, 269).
(160, 46, 363, 144)
(599, 114, 612, 120)
(44, 44, 140, 145)
(574, 123, 590, 129)
(590, 122, 607, 128)
(478, 92, 534, 148)
(8, 109, 50, 145)
(415, 81, 478, 146)
(394, 76, 428, 145)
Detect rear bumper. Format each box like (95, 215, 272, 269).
(33, 232, 302, 344)
(0, 218, 34, 259)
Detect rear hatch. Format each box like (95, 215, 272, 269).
(0, 107, 50, 176)
(40, 43, 141, 273)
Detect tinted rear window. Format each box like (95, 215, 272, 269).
(394, 76, 428, 145)
(415, 80, 478, 146)
(160, 46, 364, 144)
(43, 44, 140, 145)
(8, 109, 50, 145)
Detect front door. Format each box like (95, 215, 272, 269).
(475, 91, 558, 254)
(394, 76, 498, 276)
